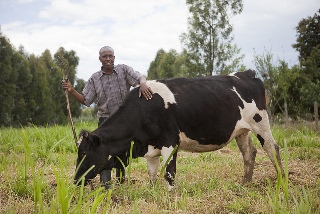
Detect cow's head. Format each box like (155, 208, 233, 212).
(74, 130, 112, 185)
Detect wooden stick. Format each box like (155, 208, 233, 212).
(57, 56, 78, 145)
(64, 83, 78, 145)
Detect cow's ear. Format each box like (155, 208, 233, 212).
(79, 130, 89, 138)
(83, 131, 89, 138)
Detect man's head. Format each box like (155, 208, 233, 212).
(99, 46, 115, 70)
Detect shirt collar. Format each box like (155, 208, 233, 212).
(99, 65, 117, 77)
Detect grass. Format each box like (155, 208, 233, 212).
(0, 121, 319, 213)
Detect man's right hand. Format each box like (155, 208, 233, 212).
(61, 79, 72, 92)
(61, 79, 85, 104)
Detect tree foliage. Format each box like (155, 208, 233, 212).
(292, 9, 320, 62)
(291, 9, 320, 118)
(250, 9, 320, 120)
(298, 45, 320, 115)
(147, 48, 200, 79)
(180, 0, 244, 76)
(0, 35, 18, 125)
(0, 31, 83, 127)
(147, 49, 168, 79)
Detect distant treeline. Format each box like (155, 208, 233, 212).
(0, 31, 86, 127)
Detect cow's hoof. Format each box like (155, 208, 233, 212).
(242, 177, 252, 184)
(101, 183, 112, 190)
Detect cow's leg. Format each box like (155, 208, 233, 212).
(100, 169, 112, 189)
(251, 112, 284, 176)
(236, 132, 257, 183)
(161, 146, 177, 191)
(144, 146, 161, 183)
(147, 156, 160, 183)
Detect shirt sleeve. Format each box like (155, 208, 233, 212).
(124, 65, 144, 86)
(82, 77, 97, 107)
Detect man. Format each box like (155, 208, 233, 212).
(62, 46, 153, 189)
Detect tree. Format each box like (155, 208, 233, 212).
(147, 49, 166, 79)
(11, 47, 33, 125)
(26, 54, 48, 125)
(158, 49, 178, 78)
(148, 49, 181, 79)
(301, 45, 320, 80)
(172, 49, 202, 77)
(180, 0, 244, 76)
(272, 62, 300, 119)
(253, 48, 300, 119)
(0, 33, 17, 126)
(298, 45, 320, 116)
(291, 9, 320, 118)
(292, 9, 320, 62)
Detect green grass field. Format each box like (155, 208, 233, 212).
(0, 121, 319, 213)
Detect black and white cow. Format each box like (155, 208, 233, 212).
(74, 70, 283, 190)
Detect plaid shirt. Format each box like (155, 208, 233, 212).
(82, 64, 143, 118)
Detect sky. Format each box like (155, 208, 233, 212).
(0, 0, 318, 81)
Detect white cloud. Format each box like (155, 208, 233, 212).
(18, 0, 35, 3)
(231, 0, 318, 68)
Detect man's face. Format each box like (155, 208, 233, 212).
(99, 49, 115, 69)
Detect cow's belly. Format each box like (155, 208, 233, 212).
(178, 123, 250, 152)
(178, 132, 228, 152)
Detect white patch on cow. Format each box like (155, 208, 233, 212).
(161, 146, 175, 166)
(146, 80, 177, 109)
(178, 132, 227, 152)
(147, 157, 160, 182)
(228, 72, 240, 78)
(144, 145, 161, 159)
(108, 155, 112, 160)
(228, 87, 270, 141)
(144, 146, 161, 181)
(161, 146, 176, 191)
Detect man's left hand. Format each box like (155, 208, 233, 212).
(139, 83, 153, 100)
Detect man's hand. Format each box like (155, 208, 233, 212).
(61, 79, 85, 104)
(139, 82, 153, 100)
(61, 79, 72, 93)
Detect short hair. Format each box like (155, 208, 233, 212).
(99, 46, 114, 56)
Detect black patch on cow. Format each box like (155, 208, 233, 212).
(253, 113, 262, 123)
(257, 134, 265, 147)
